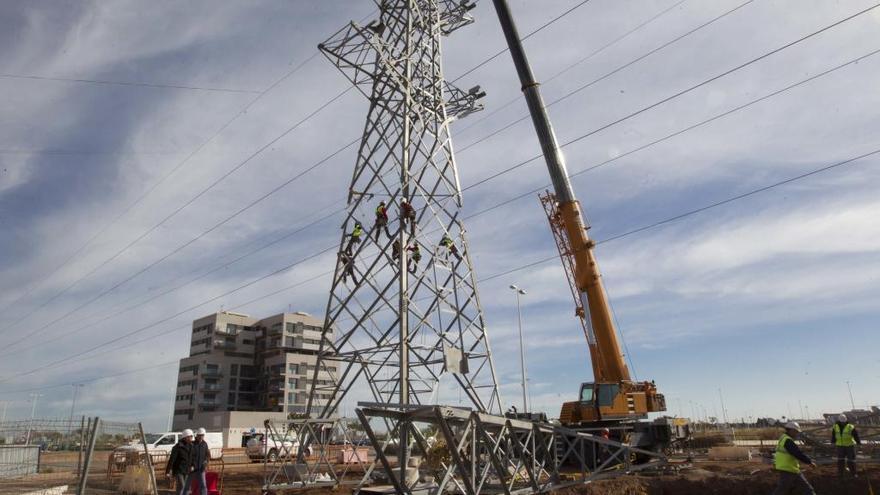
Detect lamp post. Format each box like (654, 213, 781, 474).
(509, 284, 528, 413)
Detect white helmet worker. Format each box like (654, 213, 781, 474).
(196, 427, 207, 436)
(838, 414, 848, 423)
(182, 428, 194, 438)
(784, 421, 802, 433)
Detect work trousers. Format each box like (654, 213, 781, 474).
(174, 473, 190, 495)
(837, 445, 857, 476)
(771, 471, 815, 495)
(185, 470, 208, 495)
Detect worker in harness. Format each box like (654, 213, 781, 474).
(339, 251, 357, 285)
(772, 421, 816, 495)
(400, 199, 416, 236)
(345, 222, 363, 256)
(832, 414, 861, 478)
(392, 239, 401, 261)
(407, 243, 421, 274)
(439, 234, 462, 262)
(374, 201, 392, 240)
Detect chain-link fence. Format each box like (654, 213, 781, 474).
(0, 417, 89, 494)
(0, 417, 159, 495)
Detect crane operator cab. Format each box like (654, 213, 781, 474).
(561, 381, 666, 426)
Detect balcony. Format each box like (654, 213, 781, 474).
(202, 369, 223, 378)
(202, 383, 222, 392)
(213, 340, 237, 350)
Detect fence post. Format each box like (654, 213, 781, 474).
(77, 416, 100, 495)
(138, 422, 159, 495)
(76, 416, 85, 476)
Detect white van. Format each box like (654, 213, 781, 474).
(117, 431, 223, 463)
(245, 432, 308, 462)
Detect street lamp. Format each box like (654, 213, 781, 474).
(846, 381, 856, 410)
(509, 284, 528, 413)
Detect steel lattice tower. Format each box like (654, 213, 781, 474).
(306, 0, 501, 418)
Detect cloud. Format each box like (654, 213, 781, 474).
(0, 0, 878, 429)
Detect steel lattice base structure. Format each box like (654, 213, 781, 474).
(263, 406, 666, 495)
(262, 1, 668, 493)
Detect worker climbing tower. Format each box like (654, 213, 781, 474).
(306, 0, 501, 419)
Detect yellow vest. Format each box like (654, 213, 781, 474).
(834, 423, 855, 447)
(774, 434, 800, 474)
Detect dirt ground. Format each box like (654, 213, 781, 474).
(192, 461, 880, 495)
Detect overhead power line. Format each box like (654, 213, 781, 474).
(461, 2, 880, 191)
(0, 73, 262, 94)
(451, 0, 594, 83)
(479, 148, 880, 283)
(455, 0, 689, 135)
(0, 51, 324, 323)
(4, 14, 875, 365)
(6, 140, 876, 383)
(0, 0, 610, 340)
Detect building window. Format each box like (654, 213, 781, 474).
(228, 392, 236, 405)
(242, 339, 254, 345)
(284, 337, 295, 347)
(231, 364, 238, 376)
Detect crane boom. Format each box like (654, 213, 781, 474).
(491, 0, 665, 425)
(490, 0, 628, 382)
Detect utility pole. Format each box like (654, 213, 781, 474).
(0, 401, 7, 424)
(846, 381, 856, 410)
(509, 284, 529, 413)
(25, 393, 42, 446)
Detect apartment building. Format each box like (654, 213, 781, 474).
(172, 311, 335, 429)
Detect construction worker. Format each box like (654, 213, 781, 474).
(392, 239, 401, 261)
(407, 243, 421, 274)
(772, 421, 816, 495)
(439, 234, 462, 262)
(339, 251, 357, 284)
(400, 199, 416, 236)
(187, 427, 212, 495)
(345, 222, 363, 255)
(165, 428, 193, 495)
(832, 413, 861, 478)
(373, 201, 391, 240)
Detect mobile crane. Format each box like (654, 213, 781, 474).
(491, 0, 677, 452)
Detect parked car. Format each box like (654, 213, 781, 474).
(116, 431, 223, 465)
(245, 432, 309, 462)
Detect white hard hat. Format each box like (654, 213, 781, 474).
(838, 414, 847, 422)
(196, 427, 207, 436)
(182, 429, 194, 438)
(784, 421, 802, 433)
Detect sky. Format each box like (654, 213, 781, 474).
(0, 0, 878, 432)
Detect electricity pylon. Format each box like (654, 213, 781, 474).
(306, 0, 501, 419)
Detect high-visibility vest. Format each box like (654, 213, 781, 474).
(441, 236, 452, 247)
(774, 434, 800, 474)
(834, 423, 856, 447)
(376, 205, 387, 217)
(352, 225, 363, 239)
(410, 247, 421, 260)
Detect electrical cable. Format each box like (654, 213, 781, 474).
(455, 0, 688, 136)
(8, 140, 875, 384)
(4, 34, 875, 375)
(0, 0, 620, 340)
(451, 0, 594, 83)
(0, 73, 262, 94)
(0, 52, 324, 324)
(460, 2, 880, 191)
(5, 4, 876, 381)
(457, 0, 751, 146)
